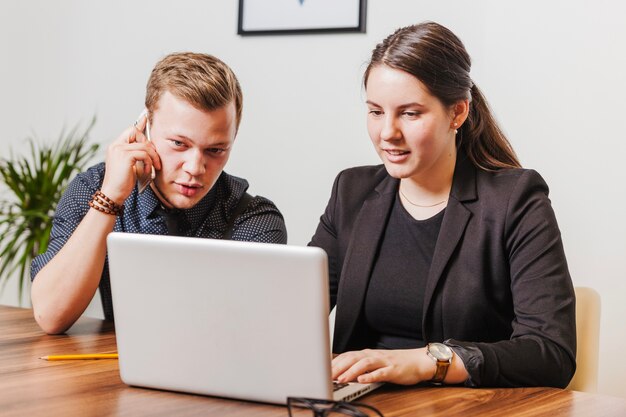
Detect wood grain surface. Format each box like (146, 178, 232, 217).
(2, 305, 625, 416)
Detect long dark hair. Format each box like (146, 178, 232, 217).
(364, 22, 521, 171)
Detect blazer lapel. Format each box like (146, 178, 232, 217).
(333, 176, 398, 351)
(422, 155, 477, 340)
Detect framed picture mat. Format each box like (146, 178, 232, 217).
(238, 0, 367, 36)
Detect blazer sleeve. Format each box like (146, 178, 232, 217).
(308, 172, 342, 309)
(448, 170, 576, 388)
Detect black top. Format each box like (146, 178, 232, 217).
(365, 194, 444, 349)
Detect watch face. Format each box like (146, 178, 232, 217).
(428, 343, 453, 361)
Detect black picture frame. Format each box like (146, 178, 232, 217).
(237, 0, 367, 36)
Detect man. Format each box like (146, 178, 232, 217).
(31, 53, 287, 334)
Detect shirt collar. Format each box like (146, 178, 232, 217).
(141, 185, 217, 233)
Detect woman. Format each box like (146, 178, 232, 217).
(309, 22, 575, 388)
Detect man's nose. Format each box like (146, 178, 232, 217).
(182, 149, 205, 176)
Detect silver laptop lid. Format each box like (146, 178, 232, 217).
(107, 232, 333, 404)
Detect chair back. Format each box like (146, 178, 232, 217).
(567, 286, 601, 392)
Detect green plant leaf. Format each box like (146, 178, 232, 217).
(0, 117, 100, 304)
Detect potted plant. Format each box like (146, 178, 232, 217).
(0, 119, 99, 303)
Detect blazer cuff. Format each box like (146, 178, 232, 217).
(444, 339, 485, 387)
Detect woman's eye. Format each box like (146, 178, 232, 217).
(169, 139, 185, 147)
(368, 110, 383, 116)
(403, 111, 419, 117)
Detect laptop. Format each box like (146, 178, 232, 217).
(106, 232, 381, 404)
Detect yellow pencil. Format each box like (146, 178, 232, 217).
(39, 353, 119, 361)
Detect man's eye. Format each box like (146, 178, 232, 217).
(207, 148, 226, 154)
(169, 140, 185, 147)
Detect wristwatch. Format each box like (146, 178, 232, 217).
(426, 343, 453, 384)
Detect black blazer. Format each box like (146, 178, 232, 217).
(309, 154, 576, 388)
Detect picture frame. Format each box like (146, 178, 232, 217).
(238, 0, 367, 36)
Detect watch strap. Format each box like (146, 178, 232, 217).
(427, 343, 453, 384)
(430, 359, 451, 384)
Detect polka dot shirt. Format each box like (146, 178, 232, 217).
(31, 162, 287, 320)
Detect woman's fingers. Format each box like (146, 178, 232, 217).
(332, 349, 383, 382)
(331, 350, 366, 379)
(337, 356, 386, 383)
(332, 348, 425, 385)
(357, 366, 390, 384)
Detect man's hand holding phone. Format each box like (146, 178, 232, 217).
(135, 110, 156, 193)
(100, 111, 161, 205)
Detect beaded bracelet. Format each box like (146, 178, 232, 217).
(89, 190, 124, 216)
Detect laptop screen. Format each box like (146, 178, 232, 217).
(107, 232, 335, 404)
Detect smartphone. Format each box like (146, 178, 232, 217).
(135, 110, 155, 193)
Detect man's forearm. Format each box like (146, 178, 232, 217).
(31, 209, 117, 334)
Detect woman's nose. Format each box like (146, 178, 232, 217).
(380, 116, 401, 142)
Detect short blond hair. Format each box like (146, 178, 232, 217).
(145, 52, 243, 130)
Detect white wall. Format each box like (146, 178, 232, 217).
(1, 0, 625, 398)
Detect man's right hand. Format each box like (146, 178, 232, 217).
(100, 114, 161, 204)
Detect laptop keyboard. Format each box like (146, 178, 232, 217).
(333, 381, 350, 391)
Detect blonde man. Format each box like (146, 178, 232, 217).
(31, 53, 287, 334)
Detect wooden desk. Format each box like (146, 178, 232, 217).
(2, 305, 626, 417)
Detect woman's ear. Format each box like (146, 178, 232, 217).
(450, 99, 470, 129)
